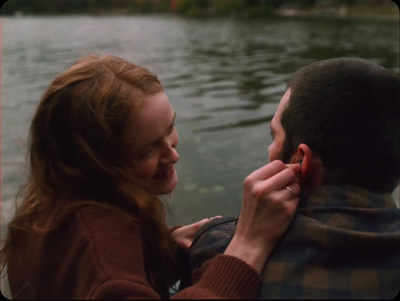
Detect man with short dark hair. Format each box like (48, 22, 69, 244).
(186, 58, 399, 299)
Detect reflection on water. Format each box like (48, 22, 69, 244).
(196, 116, 274, 132)
(1, 16, 399, 229)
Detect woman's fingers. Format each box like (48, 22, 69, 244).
(250, 167, 299, 201)
(239, 160, 301, 241)
(208, 215, 222, 220)
(171, 216, 223, 250)
(247, 160, 301, 182)
(224, 160, 301, 273)
(283, 183, 301, 198)
(246, 161, 301, 192)
(285, 163, 301, 175)
(246, 160, 288, 182)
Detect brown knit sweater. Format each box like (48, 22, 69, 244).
(7, 206, 261, 299)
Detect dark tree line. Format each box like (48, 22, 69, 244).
(0, 0, 396, 15)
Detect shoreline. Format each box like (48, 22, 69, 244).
(4, 2, 399, 21)
(5, 12, 399, 23)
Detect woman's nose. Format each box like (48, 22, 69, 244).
(160, 132, 179, 164)
(168, 146, 179, 164)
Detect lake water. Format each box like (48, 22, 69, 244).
(1, 15, 399, 233)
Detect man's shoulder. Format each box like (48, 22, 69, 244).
(192, 216, 238, 242)
(189, 216, 238, 271)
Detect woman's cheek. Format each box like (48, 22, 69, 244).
(132, 159, 157, 180)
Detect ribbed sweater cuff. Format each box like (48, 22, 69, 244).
(194, 254, 262, 299)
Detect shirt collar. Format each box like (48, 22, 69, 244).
(298, 185, 397, 209)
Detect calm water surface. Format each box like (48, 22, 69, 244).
(1, 15, 399, 232)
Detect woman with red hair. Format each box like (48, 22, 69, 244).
(1, 54, 300, 299)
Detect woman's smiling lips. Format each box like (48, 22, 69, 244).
(153, 166, 175, 181)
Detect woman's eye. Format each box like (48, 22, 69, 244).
(143, 146, 155, 157)
(168, 123, 176, 135)
(135, 145, 155, 159)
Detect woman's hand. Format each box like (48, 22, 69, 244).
(224, 160, 300, 274)
(171, 216, 222, 250)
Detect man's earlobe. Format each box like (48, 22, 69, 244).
(296, 144, 312, 181)
(296, 143, 325, 190)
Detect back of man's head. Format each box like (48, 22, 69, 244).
(281, 58, 399, 192)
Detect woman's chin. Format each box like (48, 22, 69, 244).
(153, 170, 178, 195)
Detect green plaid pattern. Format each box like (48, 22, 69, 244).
(188, 185, 400, 299)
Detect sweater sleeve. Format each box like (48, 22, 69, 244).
(93, 279, 160, 299)
(80, 208, 261, 299)
(172, 254, 262, 299)
(92, 254, 262, 300)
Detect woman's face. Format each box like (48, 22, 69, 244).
(127, 92, 179, 195)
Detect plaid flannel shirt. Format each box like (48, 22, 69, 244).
(188, 185, 400, 299)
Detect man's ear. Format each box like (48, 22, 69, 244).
(291, 143, 323, 188)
